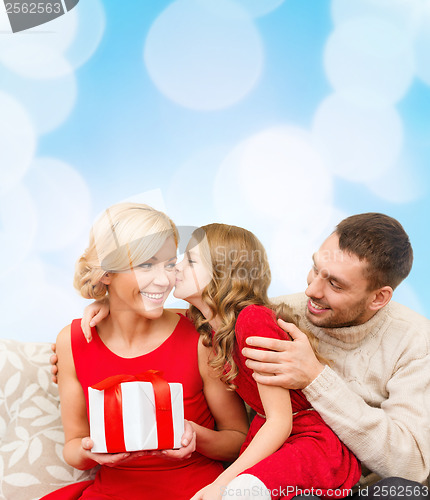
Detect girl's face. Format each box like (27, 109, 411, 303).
(106, 236, 177, 318)
(174, 238, 212, 305)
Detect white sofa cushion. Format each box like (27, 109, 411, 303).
(0, 339, 95, 500)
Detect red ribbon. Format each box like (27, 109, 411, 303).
(91, 370, 174, 452)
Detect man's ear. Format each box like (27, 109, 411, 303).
(100, 272, 112, 285)
(368, 286, 393, 311)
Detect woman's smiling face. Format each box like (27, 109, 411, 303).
(105, 236, 177, 318)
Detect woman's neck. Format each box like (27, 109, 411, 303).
(109, 309, 154, 335)
(99, 307, 176, 354)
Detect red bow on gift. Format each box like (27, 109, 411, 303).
(91, 370, 175, 452)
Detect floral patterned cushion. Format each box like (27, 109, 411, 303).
(0, 339, 95, 500)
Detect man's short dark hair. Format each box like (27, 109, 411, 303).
(335, 213, 413, 291)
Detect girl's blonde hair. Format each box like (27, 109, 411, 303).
(74, 202, 178, 300)
(187, 223, 327, 388)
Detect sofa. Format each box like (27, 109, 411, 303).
(0, 339, 95, 500)
(1, 338, 428, 499)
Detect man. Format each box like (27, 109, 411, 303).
(240, 213, 429, 499)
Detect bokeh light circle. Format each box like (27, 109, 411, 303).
(413, 6, 430, 86)
(0, 185, 38, 277)
(393, 282, 425, 317)
(0, 2, 12, 32)
(331, 0, 421, 32)
(0, 257, 45, 326)
(366, 160, 425, 203)
(24, 158, 92, 252)
(0, 66, 77, 134)
(0, 0, 105, 79)
(144, 0, 263, 110)
(0, 42, 74, 80)
(214, 127, 334, 242)
(66, 0, 106, 70)
(312, 93, 403, 182)
(0, 92, 36, 194)
(324, 18, 415, 105)
(231, 0, 286, 18)
(238, 127, 332, 217)
(166, 146, 225, 227)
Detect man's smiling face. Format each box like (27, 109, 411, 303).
(305, 233, 377, 328)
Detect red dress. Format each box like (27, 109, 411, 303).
(233, 305, 361, 500)
(42, 314, 224, 500)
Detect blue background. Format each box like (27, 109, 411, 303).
(0, 0, 428, 341)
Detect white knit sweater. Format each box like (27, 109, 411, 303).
(273, 293, 430, 483)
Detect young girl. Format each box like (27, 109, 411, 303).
(173, 224, 361, 500)
(43, 205, 248, 500)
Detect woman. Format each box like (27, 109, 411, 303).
(43, 205, 248, 499)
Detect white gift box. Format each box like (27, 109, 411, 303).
(88, 379, 184, 453)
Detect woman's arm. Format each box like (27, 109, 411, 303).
(57, 325, 97, 469)
(56, 326, 139, 469)
(192, 338, 249, 462)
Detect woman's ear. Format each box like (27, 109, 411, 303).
(100, 272, 112, 285)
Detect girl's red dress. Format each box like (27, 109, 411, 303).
(233, 305, 361, 500)
(42, 314, 224, 499)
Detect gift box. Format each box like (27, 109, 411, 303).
(88, 370, 184, 453)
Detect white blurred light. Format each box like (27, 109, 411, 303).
(0, 42, 74, 79)
(393, 282, 426, 317)
(366, 160, 426, 203)
(239, 128, 332, 219)
(0, 0, 104, 79)
(324, 18, 415, 106)
(0, 185, 38, 278)
(66, 0, 106, 70)
(28, 283, 88, 341)
(166, 147, 225, 227)
(0, 1, 12, 32)
(270, 229, 320, 295)
(121, 189, 168, 214)
(32, 262, 89, 341)
(0, 66, 77, 134)
(312, 93, 403, 182)
(269, 208, 347, 295)
(24, 158, 92, 251)
(215, 127, 333, 230)
(0, 7, 77, 78)
(213, 151, 261, 230)
(413, 6, 430, 86)
(331, 0, 421, 33)
(230, 0, 286, 18)
(0, 257, 45, 327)
(0, 92, 36, 195)
(144, 0, 263, 110)
(0, 259, 89, 342)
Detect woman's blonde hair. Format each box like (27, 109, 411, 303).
(74, 202, 178, 300)
(187, 223, 327, 388)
